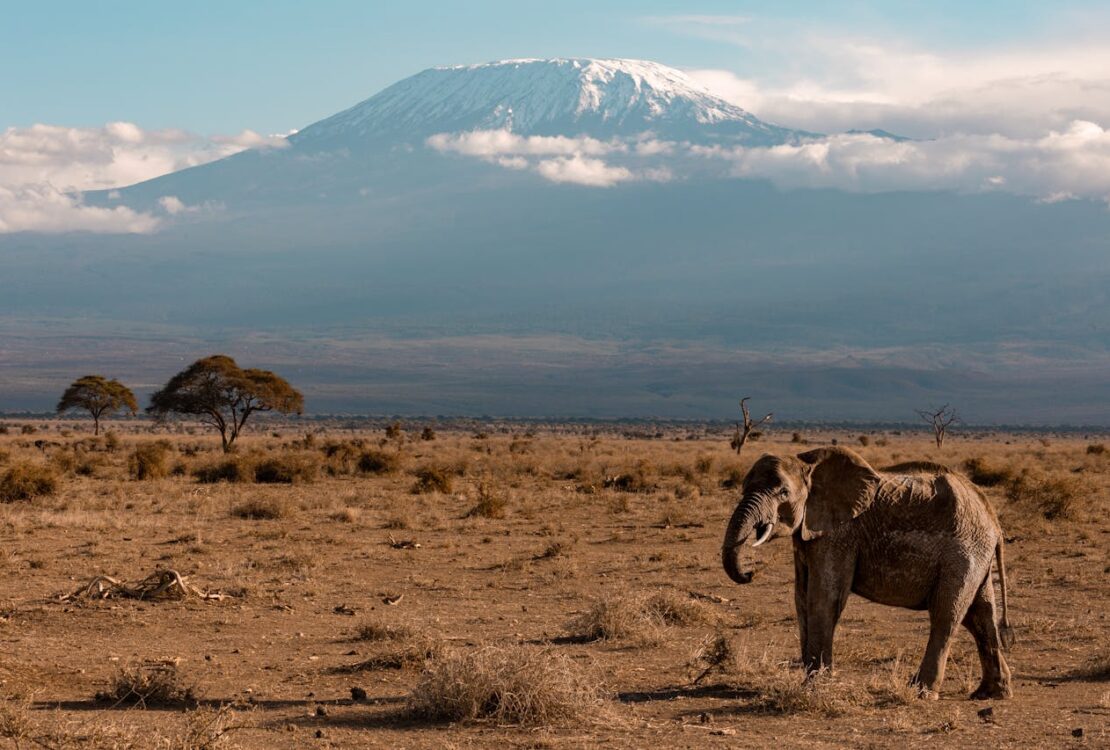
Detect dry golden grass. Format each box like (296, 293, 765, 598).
(408, 645, 605, 726)
(0, 422, 1105, 746)
(0, 461, 58, 502)
(98, 661, 197, 708)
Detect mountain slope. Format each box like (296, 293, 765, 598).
(292, 58, 808, 145)
(5, 58, 1107, 421)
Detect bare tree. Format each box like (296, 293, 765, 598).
(731, 397, 773, 456)
(916, 404, 959, 449)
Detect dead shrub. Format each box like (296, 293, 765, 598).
(0, 462, 59, 502)
(644, 590, 716, 627)
(128, 440, 173, 480)
(466, 481, 508, 518)
(194, 455, 255, 484)
(411, 465, 453, 494)
(602, 468, 654, 493)
(420, 426, 437, 441)
(355, 618, 415, 642)
(1087, 443, 1107, 456)
(408, 645, 604, 726)
(1006, 468, 1087, 520)
(357, 449, 402, 475)
(231, 496, 292, 520)
(755, 668, 868, 717)
(568, 595, 660, 643)
(97, 661, 197, 708)
(963, 456, 1013, 487)
(253, 451, 319, 484)
(338, 633, 443, 672)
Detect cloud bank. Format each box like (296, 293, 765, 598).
(427, 130, 668, 186)
(0, 122, 288, 233)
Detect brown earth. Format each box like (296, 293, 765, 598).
(0, 421, 1106, 748)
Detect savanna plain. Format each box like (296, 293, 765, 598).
(0, 420, 1106, 748)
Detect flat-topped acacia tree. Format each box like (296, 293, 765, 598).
(147, 355, 304, 452)
(56, 375, 138, 435)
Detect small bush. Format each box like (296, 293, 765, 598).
(602, 469, 653, 493)
(1087, 443, 1107, 456)
(357, 449, 402, 475)
(339, 633, 443, 672)
(231, 496, 291, 520)
(466, 482, 508, 518)
(411, 466, 453, 494)
(963, 457, 1013, 487)
(128, 441, 173, 480)
(643, 591, 716, 627)
(857, 435, 870, 446)
(20, 425, 36, 435)
(194, 456, 255, 483)
(355, 619, 415, 642)
(104, 431, 121, 452)
(408, 645, 603, 726)
(385, 422, 403, 440)
(98, 661, 196, 708)
(1006, 469, 1087, 520)
(566, 594, 662, 644)
(0, 463, 59, 502)
(253, 452, 319, 484)
(420, 427, 436, 441)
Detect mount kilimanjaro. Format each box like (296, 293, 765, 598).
(2, 59, 1107, 422)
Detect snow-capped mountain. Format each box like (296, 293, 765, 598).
(292, 58, 806, 146)
(12, 57, 1105, 421)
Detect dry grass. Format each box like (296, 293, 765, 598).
(465, 481, 508, 518)
(230, 496, 292, 520)
(354, 618, 416, 642)
(97, 660, 197, 708)
(962, 456, 1013, 487)
(408, 645, 604, 726)
(566, 590, 714, 643)
(193, 455, 255, 484)
(128, 440, 173, 480)
(357, 449, 402, 475)
(0, 462, 58, 502)
(411, 465, 453, 494)
(252, 451, 319, 484)
(1005, 468, 1089, 520)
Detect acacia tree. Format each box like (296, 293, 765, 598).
(730, 397, 773, 456)
(56, 375, 138, 435)
(916, 404, 959, 449)
(147, 355, 303, 452)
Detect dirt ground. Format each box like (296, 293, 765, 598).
(0, 421, 1107, 748)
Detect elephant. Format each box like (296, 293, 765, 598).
(721, 446, 1014, 699)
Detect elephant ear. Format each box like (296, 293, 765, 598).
(797, 447, 880, 540)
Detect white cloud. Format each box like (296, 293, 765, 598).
(693, 121, 1110, 201)
(534, 156, 633, 187)
(644, 15, 1110, 140)
(427, 130, 620, 158)
(0, 184, 161, 234)
(0, 121, 288, 234)
(428, 130, 675, 187)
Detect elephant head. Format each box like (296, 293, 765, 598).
(722, 446, 881, 584)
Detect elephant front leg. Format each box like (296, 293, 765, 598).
(793, 547, 809, 664)
(802, 553, 854, 675)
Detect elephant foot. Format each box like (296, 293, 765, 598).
(908, 674, 939, 700)
(970, 682, 1012, 700)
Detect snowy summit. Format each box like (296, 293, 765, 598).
(293, 58, 804, 145)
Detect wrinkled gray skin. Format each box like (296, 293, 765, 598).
(722, 447, 1014, 699)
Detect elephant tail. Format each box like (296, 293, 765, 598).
(996, 539, 1015, 650)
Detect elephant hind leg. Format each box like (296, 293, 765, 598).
(963, 576, 1013, 700)
(913, 567, 982, 697)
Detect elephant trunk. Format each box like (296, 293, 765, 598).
(722, 497, 763, 584)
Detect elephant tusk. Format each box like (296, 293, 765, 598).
(751, 522, 774, 547)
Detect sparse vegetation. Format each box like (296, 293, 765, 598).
(0, 462, 58, 502)
(128, 440, 173, 480)
(98, 661, 197, 707)
(411, 465, 453, 494)
(408, 645, 604, 726)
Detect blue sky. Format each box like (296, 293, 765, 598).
(4, 1, 1108, 134)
